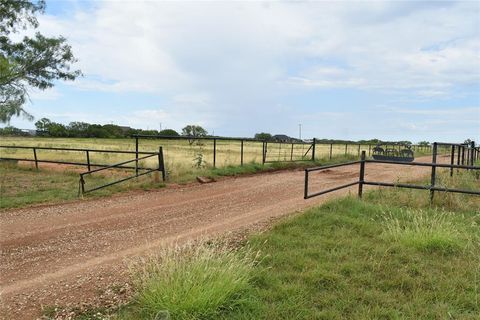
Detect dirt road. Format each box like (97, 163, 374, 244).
(0, 156, 441, 319)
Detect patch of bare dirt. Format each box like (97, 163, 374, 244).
(0, 156, 445, 319)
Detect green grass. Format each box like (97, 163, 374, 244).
(119, 242, 259, 320)
(107, 171, 480, 320)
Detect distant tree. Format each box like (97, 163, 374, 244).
(254, 132, 272, 141)
(182, 125, 207, 137)
(182, 125, 208, 145)
(418, 141, 430, 146)
(0, 125, 28, 136)
(0, 0, 81, 123)
(68, 121, 89, 137)
(34, 117, 51, 135)
(159, 129, 179, 136)
(47, 122, 67, 137)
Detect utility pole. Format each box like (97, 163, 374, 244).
(159, 122, 162, 132)
(298, 124, 302, 140)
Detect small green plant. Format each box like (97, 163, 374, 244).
(192, 150, 206, 169)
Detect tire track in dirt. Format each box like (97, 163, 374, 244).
(0, 156, 444, 319)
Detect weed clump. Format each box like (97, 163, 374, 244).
(381, 208, 467, 253)
(128, 242, 259, 319)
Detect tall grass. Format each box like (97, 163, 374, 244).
(123, 242, 260, 320)
(381, 208, 467, 253)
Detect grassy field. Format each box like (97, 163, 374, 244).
(103, 170, 480, 320)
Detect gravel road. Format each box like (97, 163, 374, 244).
(0, 156, 441, 319)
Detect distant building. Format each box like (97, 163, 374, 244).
(272, 134, 302, 143)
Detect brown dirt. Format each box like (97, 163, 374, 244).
(0, 156, 444, 319)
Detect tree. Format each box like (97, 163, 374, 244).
(159, 129, 179, 136)
(68, 121, 89, 137)
(418, 141, 430, 146)
(182, 125, 208, 137)
(254, 132, 272, 141)
(0, 0, 81, 123)
(182, 125, 207, 145)
(34, 117, 51, 132)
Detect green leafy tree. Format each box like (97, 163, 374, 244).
(68, 121, 89, 137)
(0, 0, 81, 123)
(254, 132, 272, 141)
(160, 129, 179, 136)
(34, 117, 51, 134)
(182, 125, 208, 145)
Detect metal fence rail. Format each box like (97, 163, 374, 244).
(79, 147, 165, 195)
(132, 134, 438, 167)
(0, 145, 157, 171)
(304, 143, 480, 202)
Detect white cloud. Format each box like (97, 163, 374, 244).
(36, 1, 478, 98)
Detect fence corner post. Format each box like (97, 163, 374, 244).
(158, 146, 166, 181)
(358, 151, 366, 198)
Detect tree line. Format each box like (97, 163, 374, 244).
(0, 119, 212, 139)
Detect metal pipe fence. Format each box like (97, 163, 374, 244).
(304, 143, 479, 202)
(79, 147, 165, 195)
(0, 145, 158, 171)
(132, 134, 436, 167)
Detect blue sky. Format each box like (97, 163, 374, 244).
(7, 0, 480, 142)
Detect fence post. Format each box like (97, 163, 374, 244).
(240, 140, 244, 166)
(312, 138, 316, 161)
(291, 143, 294, 161)
(329, 143, 333, 160)
(450, 145, 454, 177)
(213, 138, 217, 168)
(158, 147, 166, 181)
(368, 144, 371, 156)
(135, 136, 139, 177)
(79, 175, 85, 196)
(358, 144, 361, 157)
(86, 150, 91, 171)
(304, 169, 309, 199)
(430, 142, 438, 204)
(461, 146, 465, 165)
(470, 141, 475, 166)
(345, 144, 347, 156)
(33, 147, 38, 169)
(358, 151, 366, 198)
(262, 141, 267, 164)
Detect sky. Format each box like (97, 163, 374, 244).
(6, 0, 480, 143)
